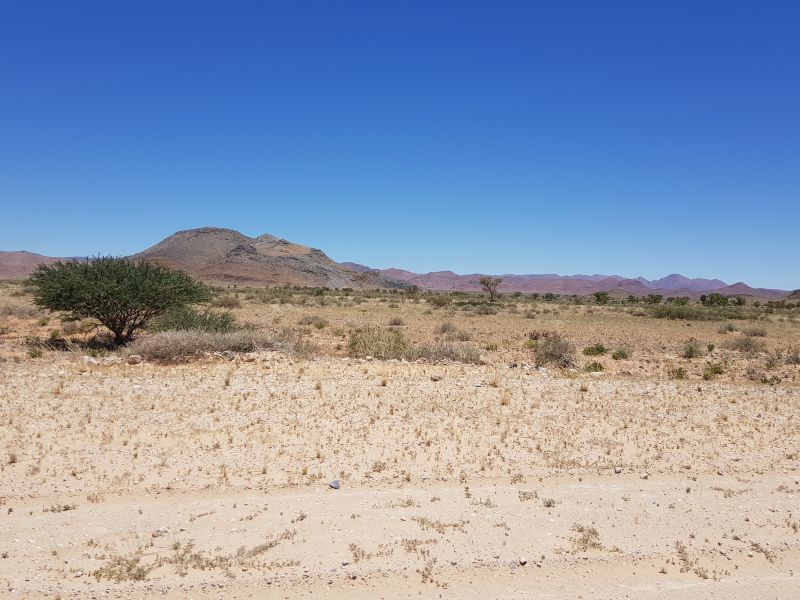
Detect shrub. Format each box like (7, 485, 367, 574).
(428, 295, 451, 308)
(592, 291, 609, 305)
(29, 258, 210, 345)
(727, 335, 765, 353)
(148, 306, 237, 333)
(585, 361, 604, 372)
(718, 323, 737, 334)
(681, 340, 704, 359)
(583, 343, 607, 356)
(668, 367, 687, 380)
(535, 334, 575, 368)
(388, 317, 405, 326)
(743, 326, 767, 337)
(612, 348, 631, 360)
(127, 329, 305, 362)
(348, 327, 410, 360)
(702, 362, 725, 380)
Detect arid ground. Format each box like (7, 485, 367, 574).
(1, 283, 799, 598)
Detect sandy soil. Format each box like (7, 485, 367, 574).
(1, 287, 799, 598)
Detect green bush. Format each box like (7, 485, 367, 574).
(583, 343, 607, 356)
(29, 257, 209, 345)
(585, 361, 604, 372)
(593, 291, 609, 305)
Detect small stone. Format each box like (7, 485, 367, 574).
(640, 472, 650, 480)
(127, 354, 143, 365)
(614, 466, 623, 474)
(242, 355, 256, 362)
(341, 560, 349, 566)
(329, 480, 340, 490)
(82, 356, 98, 365)
(152, 527, 169, 538)
(518, 557, 528, 566)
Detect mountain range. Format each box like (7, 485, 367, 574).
(0, 227, 792, 298)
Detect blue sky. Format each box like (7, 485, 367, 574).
(1, 1, 798, 289)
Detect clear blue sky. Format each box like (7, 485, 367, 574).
(1, 1, 798, 289)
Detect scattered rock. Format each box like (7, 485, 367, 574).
(242, 355, 256, 362)
(152, 527, 169, 538)
(518, 557, 528, 566)
(82, 356, 98, 365)
(640, 472, 650, 480)
(614, 466, 623, 474)
(329, 480, 340, 490)
(127, 354, 143, 365)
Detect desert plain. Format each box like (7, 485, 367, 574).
(1, 283, 799, 599)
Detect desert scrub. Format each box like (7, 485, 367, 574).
(297, 315, 328, 329)
(211, 294, 242, 309)
(584, 361, 604, 372)
(612, 348, 631, 360)
(127, 329, 309, 362)
(681, 340, 704, 359)
(348, 327, 410, 360)
(414, 342, 481, 364)
(582, 343, 607, 356)
(534, 333, 575, 367)
(348, 327, 480, 364)
(702, 362, 725, 380)
(727, 335, 765, 353)
(148, 306, 237, 333)
(668, 366, 687, 380)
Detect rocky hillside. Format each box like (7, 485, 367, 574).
(0, 251, 69, 279)
(131, 228, 403, 289)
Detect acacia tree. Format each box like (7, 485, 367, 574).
(479, 276, 503, 302)
(29, 257, 210, 345)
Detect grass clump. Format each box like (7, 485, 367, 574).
(348, 327, 480, 364)
(583, 343, 607, 356)
(348, 327, 410, 360)
(743, 326, 767, 337)
(127, 329, 309, 362)
(414, 342, 481, 364)
(148, 306, 237, 333)
(584, 361, 604, 372)
(211, 295, 242, 309)
(534, 333, 576, 368)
